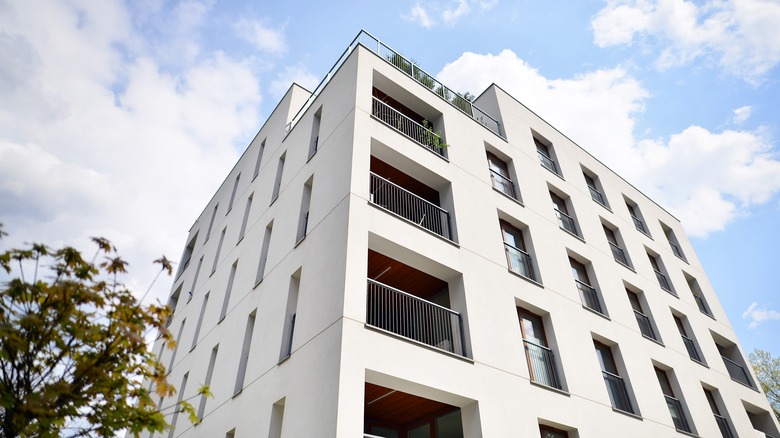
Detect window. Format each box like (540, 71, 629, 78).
(539, 425, 569, 438)
(211, 227, 227, 275)
(714, 336, 754, 388)
(190, 292, 209, 350)
(227, 173, 240, 213)
(271, 152, 286, 203)
(234, 310, 256, 395)
(570, 258, 604, 315)
(648, 252, 674, 294)
(177, 233, 198, 278)
(661, 222, 687, 261)
(205, 204, 218, 242)
(535, 138, 559, 175)
(279, 272, 300, 362)
(168, 318, 186, 372)
(603, 224, 630, 267)
(268, 399, 285, 438)
(487, 151, 519, 201)
(703, 388, 734, 438)
(255, 221, 273, 285)
(296, 177, 313, 244)
(252, 138, 265, 180)
(308, 107, 321, 159)
(627, 290, 658, 341)
(685, 273, 712, 317)
(167, 372, 188, 438)
(219, 261, 238, 322)
(625, 199, 650, 237)
(673, 314, 704, 364)
(550, 191, 579, 237)
(655, 367, 693, 433)
(517, 308, 562, 389)
(501, 220, 536, 281)
(583, 170, 608, 208)
(594, 341, 634, 414)
(197, 345, 219, 420)
(238, 193, 253, 242)
(190, 256, 203, 295)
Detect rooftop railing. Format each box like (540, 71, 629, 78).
(721, 355, 752, 387)
(524, 340, 562, 389)
(287, 30, 502, 138)
(504, 242, 535, 281)
(369, 172, 453, 240)
(555, 209, 578, 236)
(665, 395, 692, 433)
(576, 280, 603, 314)
(490, 169, 519, 200)
(603, 370, 634, 414)
(366, 279, 465, 357)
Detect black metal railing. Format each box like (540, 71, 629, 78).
(669, 240, 687, 261)
(576, 280, 603, 314)
(632, 215, 648, 235)
(280, 313, 296, 360)
(366, 279, 465, 357)
(555, 209, 578, 236)
(609, 242, 629, 265)
(603, 370, 634, 414)
(654, 270, 673, 293)
(309, 136, 318, 158)
(589, 186, 606, 206)
(369, 172, 452, 240)
(504, 243, 535, 281)
(634, 310, 657, 340)
(665, 395, 692, 432)
(721, 355, 752, 387)
(693, 294, 710, 315)
(714, 414, 734, 438)
(681, 335, 702, 362)
(296, 211, 309, 243)
(490, 169, 518, 200)
(524, 340, 561, 389)
(538, 151, 558, 174)
(372, 97, 445, 156)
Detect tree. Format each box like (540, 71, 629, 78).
(0, 227, 203, 437)
(749, 349, 780, 421)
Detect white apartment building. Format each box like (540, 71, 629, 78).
(148, 31, 780, 438)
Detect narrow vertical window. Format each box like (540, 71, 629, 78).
(625, 199, 650, 236)
(594, 341, 634, 414)
(673, 314, 703, 364)
(296, 177, 313, 244)
(627, 290, 658, 341)
(191, 292, 210, 350)
(500, 220, 535, 281)
(308, 107, 322, 159)
(197, 345, 219, 420)
(535, 138, 559, 175)
(234, 310, 256, 395)
(655, 367, 693, 433)
(255, 222, 273, 285)
(268, 399, 285, 438)
(703, 388, 734, 438)
(190, 256, 203, 295)
(220, 261, 238, 322)
(168, 319, 186, 372)
(603, 224, 629, 266)
(167, 372, 189, 438)
(540, 425, 569, 438)
(570, 258, 603, 315)
(648, 252, 674, 294)
(211, 227, 227, 275)
(550, 192, 579, 237)
(238, 193, 254, 242)
(225, 429, 235, 438)
(227, 173, 240, 213)
(176, 233, 198, 278)
(205, 204, 218, 242)
(583, 171, 608, 207)
(271, 152, 286, 203)
(487, 151, 519, 200)
(517, 308, 561, 389)
(253, 139, 266, 180)
(661, 221, 687, 261)
(685, 273, 712, 317)
(279, 272, 300, 361)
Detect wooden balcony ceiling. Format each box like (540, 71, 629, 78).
(368, 249, 447, 301)
(365, 383, 456, 426)
(370, 156, 440, 205)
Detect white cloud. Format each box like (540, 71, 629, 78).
(405, 3, 436, 28)
(743, 302, 780, 329)
(235, 18, 287, 54)
(732, 105, 752, 125)
(480, 0, 499, 11)
(443, 0, 472, 25)
(438, 49, 780, 237)
(269, 64, 320, 99)
(591, 0, 780, 83)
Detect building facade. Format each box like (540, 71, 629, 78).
(147, 31, 780, 438)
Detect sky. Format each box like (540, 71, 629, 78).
(1, 0, 779, 359)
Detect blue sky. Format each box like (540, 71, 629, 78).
(1, 0, 779, 358)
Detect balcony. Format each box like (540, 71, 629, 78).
(555, 209, 578, 236)
(589, 186, 606, 206)
(504, 242, 536, 281)
(538, 151, 558, 174)
(665, 395, 692, 433)
(369, 164, 453, 241)
(576, 280, 603, 314)
(633, 310, 657, 340)
(721, 355, 752, 387)
(372, 97, 445, 157)
(714, 414, 734, 438)
(654, 270, 673, 294)
(524, 340, 562, 390)
(681, 335, 702, 363)
(669, 240, 687, 261)
(609, 242, 629, 266)
(490, 169, 519, 201)
(364, 383, 464, 438)
(602, 371, 634, 414)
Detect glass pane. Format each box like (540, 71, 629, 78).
(408, 424, 430, 438)
(369, 426, 399, 438)
(436, 410, 463, 438)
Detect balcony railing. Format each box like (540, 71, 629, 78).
(633, 310, 657, 340)
(665, 395, 692, 432)
(693, 294, 711, 316)
(669, 240, 687, 261)
(369, 172, 453, 240)
(280, 313, 296, 360)
(504, 243, 535, 281)
(721, 355, 752, 387)
(575, 280, 603, 314)
(538, 151, 558, 174)
(681, 335, 702, 362)
(372, 97, 445, 156)
(366, 279, 466, 357)
(490, 169, 519, 200)
(654, 270, 673, 293)
(632, 215, 649, 235)
(524, 340, 562, 389)
(589, 186, 606, 206)
(296, 211, 309, 243)
(554, 209, 578, 236)
(714, 414, 734, 438)
(602, 370, 634, 414)
(609, 242, 629, 266)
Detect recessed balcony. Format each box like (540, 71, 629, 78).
(364, 383, 464, 438)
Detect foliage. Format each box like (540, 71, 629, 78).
(0, 228, 207, 437)
(749, 349, 780, 421)
(421, 119, 448, 150)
